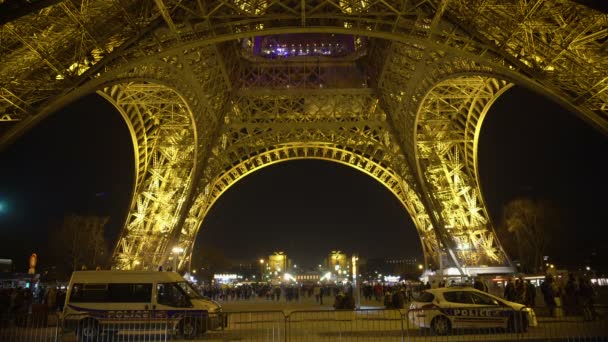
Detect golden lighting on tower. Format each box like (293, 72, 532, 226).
(232, 0, 268, 15)
(339, 0, 370, 14)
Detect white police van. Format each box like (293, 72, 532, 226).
(408, 287, 537, 335)
(61, 270, 226, 340)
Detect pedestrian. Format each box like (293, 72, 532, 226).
(578, 275, 597, 321)
(319, 286, 324, 305)
(473, 277, 486, 292)
(524, 280, 536, 307)
(541, 275, 557, 317)
(44, 287, 57, 312)
(504, 277, 517, 302)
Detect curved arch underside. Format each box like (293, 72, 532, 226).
(2, 0, 607, 275)
(181, 142, 439, 271)
(100, 82, 199, 270)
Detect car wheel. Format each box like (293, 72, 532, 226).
(431, 316, 451, 335)
(179, 317, 198, 339)
(77, 318, 99, 342)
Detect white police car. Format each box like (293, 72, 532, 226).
(408, 287, 537, 335)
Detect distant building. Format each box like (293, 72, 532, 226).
(295, 271, 321, 284)
(0, 259, 12, 273)
(325, 251, 348, 271)
(227, 260, 256, 280)
(268, 251, 289, 272)
(364, 257, 420, 279)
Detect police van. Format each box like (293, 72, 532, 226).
(61, 270, 226, 340)
(408, 287, 537, 335)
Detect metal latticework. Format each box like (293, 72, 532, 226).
(1, 0, 606, 274)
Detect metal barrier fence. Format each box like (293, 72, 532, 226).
(287, 309, 404, 342)
(0, 312, 60, 342)
(1, 306, 607, 341)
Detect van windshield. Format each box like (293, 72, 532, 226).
(176, 281, 203, 299)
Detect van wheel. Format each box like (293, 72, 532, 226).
(431, 316, 451, 335)
(77, 318, 99, 342)
(179, 317, 198, 339)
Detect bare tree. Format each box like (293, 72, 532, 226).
(50, 214, 109, 274)
(501, 199, 559, 273)
(191, 246, 231, 283)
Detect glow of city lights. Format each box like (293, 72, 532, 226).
(418, 264, 423, 270)
(284, 273, 296, 281)
(172, 246, 184, 254)
(586, 266, 591, 271)
(320, 272, 332, 281)
(385, 276, 400, 282)
(260, 259, 264, 264)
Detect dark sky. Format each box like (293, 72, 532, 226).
(0, 86, 606, 272)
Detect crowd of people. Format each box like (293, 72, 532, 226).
(197, 282, 355, 304)
(196, 281, 426, 309)
(0, 285, 66, 327)
(536, 274, 598, 320)
(0, 272, 601, 324)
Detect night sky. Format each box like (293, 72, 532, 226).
(0, 86, 606, 272)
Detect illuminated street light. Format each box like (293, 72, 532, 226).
(586, 266, 591, 271)
(258, 259, 265, 280)
(418, 264, 423, 270)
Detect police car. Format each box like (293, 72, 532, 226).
(408, 287, 537, 335)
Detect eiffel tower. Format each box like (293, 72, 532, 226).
(1, 1, 606, 276)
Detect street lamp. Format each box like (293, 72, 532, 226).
(172, 246, 184, 272)
(259, 259, 265, 280)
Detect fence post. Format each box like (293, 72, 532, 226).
(283, 311, 288, 342)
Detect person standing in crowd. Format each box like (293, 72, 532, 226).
(515, 277, 526, 304)
(473, 277, 487, 292)
(564, 273, 578, 315)
(524, 280, 536, 307)
(541, 275, 557, 317)
(318, 286, 324, 305)
(578, 275, 598, 321)
(45, 287, 57, 312)
(504, 277, 517, 302)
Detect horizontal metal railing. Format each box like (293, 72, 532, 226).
(1, 304, 606, 341)
(287, 308, 404, 342)
(0, 312, 60, 342)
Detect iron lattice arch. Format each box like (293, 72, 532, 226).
(1, 0, 607, 275)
